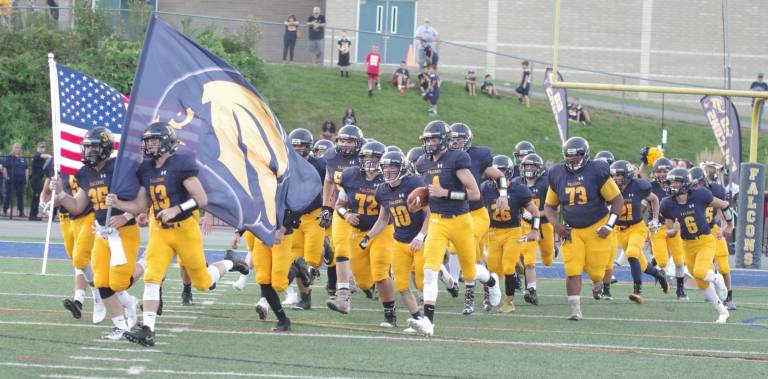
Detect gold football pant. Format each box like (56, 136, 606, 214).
(562, 215, 614, 281)
(60, 214, 75, 259)
(469, 207, 490, 262)
(70, 212, 96, 270)
(331, 212, 356, 259)
(392, 240, 424, 292)
(143, 217, 210, 291)
(616, 222, 649, 271)
(487, 227, 522, 276)
(349, 225, 394, 291)
(650, 226, 685, 268)
(250, 233, 294, 292)
(423, 213, 477, 281)
(291, 208, 325, 268)
(682, 234, 716, 289)
(711, 225, 731, 275)
(520, 221, 555, 266)
(92, 223, 140, 291)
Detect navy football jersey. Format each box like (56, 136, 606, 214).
(514, 174, 550, 224)
(546, 160, 619, 228)
(650, 180, 669, 222)
(375, 175, 426, 243)
(137, 150, 199, 223)
(706, 183, 726, 228)
(303, 155, 326, 214)
(617, 178, 652, 227)
(660, 188, 714, 240)
(324, 148, 361, 188)
(466, 146, 493, 211)
(340, 166, 383, 231)
(481, 180, 532, 228)
(75, 158, 130, 226)
(415, 149, 473, 216)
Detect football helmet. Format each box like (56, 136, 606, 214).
(609, 160, 634, 187)
(142, 122, 177, 161)
(492, 155, 515, 180)
(688, 167, 706, 187)
(386, 145, 403, 154)
(665, 168, 690, 196)
(380, 151, 408, 184)
(449, 122, 473, 151)
(520, 153, 545, 180)
(312, 139, 334, 158)
(562, 137, 590, 173)
(595, 150, 615, 165)
(420, 120, 450, 156)
(81, 126, 115, 167)
(652, 157, 673, 183)
(289, 128, 314, 158)
(513, 140, 536, 164)
(359, 141, 386, 173)
(336, 124, 364, 157)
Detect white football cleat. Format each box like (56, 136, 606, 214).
(716, 308, 730, 324)
(402, 327, 418, 334)
(101, 327, 127, 341)
(488, 273, 501, 307)
(379, 321, 396, 328)
(124, 296, 138, 329)
(407, 317, 434, 337)
(232, 273, 249, 291)
(281, 287, 299, 306)
(92, 301, 107, 324)
(713, 274, 727, 301)
(255, 297, 269, 321)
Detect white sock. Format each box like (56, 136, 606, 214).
(220, 259, 234, 272)
(90, 287, 102, 304)
(245, 252, 252, 266)
(702, 270, 716, 282)
(439, 265, 455, 288)
(111, 315, 128, 330)
(286, 285, 297, 296)
(675, 264, 685, 278)
(338, 282, 350, 290)
(448, 254, 461, 280)
(115, 290, 133, 306)
(207, 265, 222, 284)
(142, 311, 157, 331)
(703, 285, 726, 312)
(528, 282, 536, 290)
(568, 295, 581, 314)
(474, 264, 490, 283)
(423, 269, 439, 302)
(74, 289, 85, 304)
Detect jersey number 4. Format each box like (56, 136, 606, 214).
(565, 186, 587, 206)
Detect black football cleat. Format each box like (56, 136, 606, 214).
(295, 258, 312, 287)
(447, 283, 460, 298)
(124, 325, 155, 347)
(63, 298, 83, 319)
(224, 249, 250, 275)
(655, 270, 669, 294)
(272, 318, 291, 332)
(523, 288, 539, 305)
(292, 290, 312, 310)
(181, 288, 193, 306)
(157, 286, 164, 316)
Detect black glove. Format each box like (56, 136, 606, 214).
(358, 235, 370, 250)
(282, 210, 301, 235)
(639, 146, 650, 164)
(318, 206, 333, 228)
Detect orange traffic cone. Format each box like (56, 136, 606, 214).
(405, 44, 415, 67)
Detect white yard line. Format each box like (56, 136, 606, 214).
(40, 374, 128, 379)
(68, 356, 152, 363)
(79, 347, 161, 353)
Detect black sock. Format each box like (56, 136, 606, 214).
(424, 304, 435, 323)
(260, 284, 287, 322)
(326, 266, 337, 290)
(628, 258, 642, 283)
(726, 290, 733, 301)
(603, 283, 611, 294)
(485, 275, 496, 288)
(183, 284, 191, 293)
(383, 301, 396, 320)
(643, 264, 659, 277)
(505, 275, 516, 296)
(411, 311, 422, 320)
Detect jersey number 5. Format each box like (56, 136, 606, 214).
(88, 186, 108, 210)
(565, 186, 587, 206)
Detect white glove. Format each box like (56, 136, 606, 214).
(648, 219, 660, 233)
(522, 210, 533, 221)
(49, 177, 58, 191)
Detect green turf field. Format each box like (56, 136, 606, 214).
(1, 256, 767, 378)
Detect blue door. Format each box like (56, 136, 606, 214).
(357, 0, 415, 64)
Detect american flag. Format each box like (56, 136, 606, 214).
(51, 64, 127, 175)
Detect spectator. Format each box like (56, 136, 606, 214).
(513, 60, 531, 108)
(337, 30, 351, 77)
(567, 98, 591, 125)
(750, 73, 767, 92)
(3, 143, 28, 217)
(392, 61, 414, 93)
(480, 74, 500, 99)
(321, 120, 337, 140)
(365, 44, 382, 98)
(421, 39, 439, 70)
(424, 65, 440, 115)
(282, 15, 299, 63)
(341, 108, 357, 126)
(46, 0, 57, 22)
(417, 68, 429, 95)
(307, 6, 326, 65)
(465, 69, 477, 96)
(28, 141, 51, 221)
(414, 18, 439, 67)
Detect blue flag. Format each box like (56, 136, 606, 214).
(700, 95, 742, 183)
(543, 68, 568, 144)
(111, 16, 321, 246)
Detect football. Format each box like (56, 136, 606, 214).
(407, 186, 429, 208)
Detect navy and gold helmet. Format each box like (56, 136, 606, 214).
(380, 151, 408, 184)
(406, 146, 425, 175)
(312, 139, 334, 158)
(609, 160, 634, 187)
(562, 136, 590, 173)
(688, 167, 706, 187)
(386, 145, 403, 154)
(595, 151, 615, 165)
(665, 168, 690, 196)
(513, 140, 536, 164)
(359, 141, 386, 173)
(289, 128, 314, 158)
(652, 157, 674, 183)
(81, 126, 115, 167)
(492, 154, 515, 180)
(420, 120, 450, 156)
(520, 153, 545, 180)
(449, 122, 473, 151)
(142, 122, 177, 161)
(336, 124, 364, 157)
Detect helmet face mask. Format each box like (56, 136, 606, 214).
(81, 143, 103, 167)
(520, 153, 544, 180)
(449, 123, 472, 151)
(562, 137, 589, 173)
(359, 141, 385, 174)
(421, 120, 450, 157)
(81, 127, 114, 167)
(335, 125, 364, 157)
(665, 168, 691, 196)
(142, 122, 176, 161)
(449, 136, 468, 151)
(289, 128, 313, 158)
(380, 152, 408, 184)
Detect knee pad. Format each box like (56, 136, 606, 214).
(423, 269, 438, 302)
(143, 282, 161, 301)
(98, 287, 115, 299)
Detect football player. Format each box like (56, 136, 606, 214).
(408, 121, 500, 336)
(41, 162, 106, 323)
(320, 125, 364, 302)
(690, 165, 734, 310)
(53, 127, 140, 340)
(660, 168, 732, 323)
(449, 122, 507, 313)
(328, 141, 396, 322)
(366, 150, 430, 330)
(107, 122, 249, 345)
(594, 151, 615, 165)
(512, 141, 536, 178)
(483, 155, 540, 312)
(312, 139, 334, 159)
(517, 153, 555, 304)
(543, 137, 624, 320)
(610, 160, 668, 304)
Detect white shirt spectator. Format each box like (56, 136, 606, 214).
(415, 19, 439, 45)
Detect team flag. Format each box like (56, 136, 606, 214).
(700, 95, 742, 182)
(47, 56, 127, 175)
(110, 16, 320, 246)
(543, 68, 569, 144)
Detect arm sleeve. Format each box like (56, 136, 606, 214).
(545, 186, 560, 207)
(600, 177, 621, 202)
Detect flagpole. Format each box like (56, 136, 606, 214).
(42, 52, 61, 276)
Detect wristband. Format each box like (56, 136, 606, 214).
(337, 207, 349, 217)
(448, 190, 467, 201)
(499, 189, 508, 197)
(606, 213, 618, 228)
(723, 205, 734, 222)
(532, 217, 541, 231)
(498, 176, 508, 190)
(57, 191, 67, 200)
(179, 198, 199, 212)
(414, 232, 426, 241)
(123, 212, 134, 222)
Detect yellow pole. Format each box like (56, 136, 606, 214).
(750, 99, 764, 162)
(551, 81, 768, 99)
(552, 0, 561, 81)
